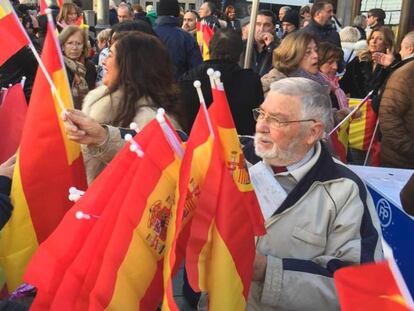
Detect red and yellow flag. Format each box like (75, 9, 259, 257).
(162, 97, 214, 310)
(334, 260, 414, 311)
(348, 98, 377, 151)
(0, 17, 86, 293)
(0, 82, 27, 163)
(26, 117, 183, 310)
(330, 116, 350, 163)
(196, 21, 214, 61)
(0, 0, 30, 65)
(186, 80, 265, 309)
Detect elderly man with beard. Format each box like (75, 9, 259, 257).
(243, 78, 383, 311)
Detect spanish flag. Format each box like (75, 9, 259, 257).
(348, 98, 377, 151)
(0, 82, 27, 163)
(162, 90, 214, 310)
(334, 260, 414, 311)
(186, 78, 265, 310)
(0, 16, 86, 293)
(25, 124, 143, 310)
(0, 0, 30, 65)
(196, 21, 214, 61)
(27, 116, 183, 310)
(330, 116, 350, 163)
(87, 117, 183, 311)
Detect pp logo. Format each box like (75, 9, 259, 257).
(376, 198, 392, 227)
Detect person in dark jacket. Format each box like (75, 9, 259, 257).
(154, 0, 202, 80)
(301, 1, 341, 48)
(281, 10, 299, 39)
(198, 1, 221, 30)
(340, 26, 396, 112)
(239, 10, 278, 77)
(353, 15, 367, 40)
(179, 29, 264, 134)
(0, 47, 38, 102)
(367, 8, 385, 32)
(0, 155, 15, 230)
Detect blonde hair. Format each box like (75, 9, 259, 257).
(58, 25, 88, 60)
(358, 26, 394, 62)
(57, 3, 81, 24)
(97, 28, 111, 43)
(272, 31, 317, 75)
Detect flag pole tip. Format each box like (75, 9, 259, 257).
(75, 211, 84, 219)
(130, 144, 138, 152)
(214, 71, 221, 79)
(206, 68, 215, 76)
(124, 133, 133, 141)
(193, 80, 201, 88)
(156, 108, 166, 123)
(129, 122, 138, 131)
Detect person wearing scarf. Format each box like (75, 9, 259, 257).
(58, 25, 96, 109)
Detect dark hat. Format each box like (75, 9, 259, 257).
(282, 10, 299, 29)
(368, 8, 386, 22)
(157, 0, 180, 17)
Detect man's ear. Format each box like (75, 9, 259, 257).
(306, 122, 324, 145)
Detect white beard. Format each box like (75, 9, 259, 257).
(254, 133, 300, 165)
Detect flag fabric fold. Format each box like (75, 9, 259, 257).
(0, 82, 27, 163)
(26, 117, 184, 311)
(0, 17, 86, 293)
(348, 98, 377, 151)
(196, 21, 214, 61)
(0, 0, 30, 65)
(334, 260, 413, 311)
(329, 116, 350, 163)
(185, 78, 265, 310)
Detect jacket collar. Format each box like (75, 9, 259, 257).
(156, 15, 179, 26)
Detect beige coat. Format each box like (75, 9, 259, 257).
(81, 85, 180, 184)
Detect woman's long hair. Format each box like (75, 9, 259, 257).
(358, 26, 394, 62)
(57, 3, 80, 24)
(111, 31, 183, 128)
(272, 31, 317, 75)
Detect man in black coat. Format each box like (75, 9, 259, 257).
(239, 10, 279, 78)
(179, 29, 264, 135)
(301, 1, 341, 48)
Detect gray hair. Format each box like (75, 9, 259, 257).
(269, 77, 333, 131)
(118, 3, 133, 15)
(280, 6, 292, 13)
(404, 31, 414, 45)
(353, 15, 366, 28)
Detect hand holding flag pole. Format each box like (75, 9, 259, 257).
(328, 90, 373, 136)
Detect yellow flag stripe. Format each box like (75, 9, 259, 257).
(0, 0, 12, 18)
(107, 160, 180, 309)
(348, 98, 368, 150)
(206, 223, 246, 310)
(52, 70, 82, 165)
(0, 152, 39, 292)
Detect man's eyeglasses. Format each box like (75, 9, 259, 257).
(252, 108, 316, 128)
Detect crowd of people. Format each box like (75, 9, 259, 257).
(1, 0, 414, 310)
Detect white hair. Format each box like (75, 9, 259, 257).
(269, 77, 333, 131)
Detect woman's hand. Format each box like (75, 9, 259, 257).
(62, 109, 108, 146)
(372, 49, 395, 67)
(0, 155, 16, 179)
